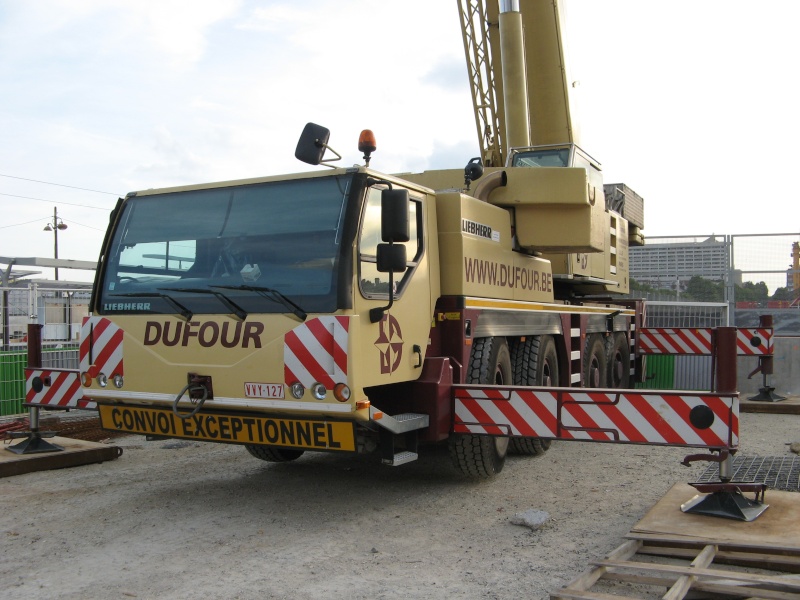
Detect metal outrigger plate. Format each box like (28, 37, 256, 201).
(681, 482, 769, 522)
(5, 430, 64, 455)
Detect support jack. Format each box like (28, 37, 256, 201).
(681, 450, 768, 521)
(748, 385, 786, 402)
(681, 482, 768, 522)
(4, 406, 63, 455)
(746, 319, 785, 402)
(6, 430, 64, 455)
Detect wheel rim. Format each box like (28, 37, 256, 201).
(589, 356, 600, 387)
(542, 360, 553, 386)
(612, 351, 624, 385)
(493, 343, 510, 457)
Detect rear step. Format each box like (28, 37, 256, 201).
(370, 409, 429, 466)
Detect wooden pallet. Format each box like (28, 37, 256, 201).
(552, 537, 800, 599)
(552, 483, 800, 599)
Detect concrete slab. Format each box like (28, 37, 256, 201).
(1, 436, 122, 478)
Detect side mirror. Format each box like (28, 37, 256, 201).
(381, 188, 409, 242)
(295, 123, 331, 166)
(376, 243, 407, 273)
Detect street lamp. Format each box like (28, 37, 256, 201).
(43, 207, 68, 280)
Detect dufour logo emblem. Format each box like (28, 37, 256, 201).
(374, 313, 403, 374)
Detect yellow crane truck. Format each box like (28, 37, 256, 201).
(74, 1, 736, 478)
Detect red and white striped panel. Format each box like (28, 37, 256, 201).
(737, 328, 772, 355)
(639, 328, 713, 355)
(453, 386, 738, 449)
(80, 316, 124, 376)
(25, 368, 96, 409)
(284, 316, 349, 389)
(639, 327, 772, 356)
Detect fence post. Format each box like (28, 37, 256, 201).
(714, 327, 738, 394)
(27, 323, 43, 369)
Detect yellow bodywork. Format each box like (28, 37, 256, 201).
(436, 191, 553, 302)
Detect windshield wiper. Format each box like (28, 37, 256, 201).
(109, 292, 193, 321)
(158, 287, 248, 321)
(213, 284, 307, 321)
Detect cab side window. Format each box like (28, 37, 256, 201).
(358, 187, 421, 297)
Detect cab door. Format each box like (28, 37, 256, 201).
(352, 185, 437, 387)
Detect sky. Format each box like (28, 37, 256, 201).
(1, 0, 799, 285)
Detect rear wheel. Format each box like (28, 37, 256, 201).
(245, 445, 304, 462)
(605, 332, 630, 389)
(449, 337, 511, 477)
(510, 335, 558, 456)
(583, 334, 608, 388)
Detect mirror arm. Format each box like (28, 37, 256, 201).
(369, 267, 395, 324)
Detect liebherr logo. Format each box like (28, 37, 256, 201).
(462, 218, 499, 241)
(374, 314, 403, 374)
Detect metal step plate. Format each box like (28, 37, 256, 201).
(386, 451, 418, 466)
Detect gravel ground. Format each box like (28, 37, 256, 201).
(1, 410, 798, 599)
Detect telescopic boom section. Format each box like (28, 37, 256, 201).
(458, 0, 578, 165)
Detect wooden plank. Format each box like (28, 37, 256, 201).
(552, 589, 640, 600)
(692, 582, 800, 600)
(632, 532, 800, 558)
(0, 436, 122, 477)
(639, 545, 800, 573)
(559, 540, 641, 594)
(591, 559, 800, 590)
(663, 544, 717, 600)
(630, 483, 800, 551)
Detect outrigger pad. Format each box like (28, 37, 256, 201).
(681, 490, 769, 522)
(5, 432, 64, 455)
(748, 386, 787, 402)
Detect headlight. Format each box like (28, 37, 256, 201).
(311, 382, 327, 400)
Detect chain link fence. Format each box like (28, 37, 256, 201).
(1, 284, 90, 415)
(629, 232, 800, 335)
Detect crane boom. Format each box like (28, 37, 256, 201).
(457, 0, 505, 166)
(458, 0, 578, 164)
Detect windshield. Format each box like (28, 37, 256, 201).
(511, 147, 571, 168)
(98, 175, 353, 316)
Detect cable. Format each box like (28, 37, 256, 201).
(61, 219, 106, 233)
(0, 173, 119, 195)
(0, 216, 105, 232)
(0, 192, 112, 211)
(0, 217, 49, 230)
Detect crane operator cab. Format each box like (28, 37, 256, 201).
(508, 143, 603, 197)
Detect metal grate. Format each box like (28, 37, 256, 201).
(697, 456, 800, 492)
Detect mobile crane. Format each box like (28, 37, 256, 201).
(46, 0, 738, 479)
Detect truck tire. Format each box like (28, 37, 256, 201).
(245, 445, 304, 462)
(605, 332, 630, 389)
(583, 334, 608, 388)
(449, 337, 511, 477)
(509, 335, 558, 456)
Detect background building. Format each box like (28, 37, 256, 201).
(629, 235, 734, 292)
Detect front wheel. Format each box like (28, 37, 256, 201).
(449, 337, 511, 477)
(245, 445, 304, 462)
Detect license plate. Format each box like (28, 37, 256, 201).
(98, 405, 355, 451)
